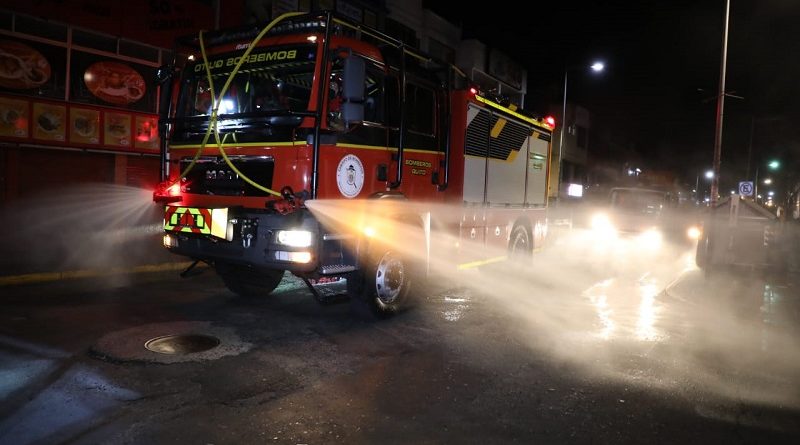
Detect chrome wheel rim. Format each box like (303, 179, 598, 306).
(374, 252, 405, 305)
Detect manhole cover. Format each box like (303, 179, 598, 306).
(144, 334, 220, 355)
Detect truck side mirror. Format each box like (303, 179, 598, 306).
(341, 56, 365, 125)
(155, 64, 174, 85)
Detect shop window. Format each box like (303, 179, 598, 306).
(364, 10, 377, 28)
(316, 0, 334, 10)
(0, 11, 12, 31)
(72, 29, 116, 53)
(428, 38, 454, 64)
(119, 40, 159, 63)
(576, 125, 588, 149)
(16, 15, 67, 41)
(385, 18, 419, 48)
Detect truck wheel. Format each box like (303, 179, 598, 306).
(216, 262, 284, 298)
(508, 224, 532, 262)
(348, 248, 412, 319)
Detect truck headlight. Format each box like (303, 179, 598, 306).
(276, 230, 313, 247)
(275, 251, 312, 263)
(163, 234, 177, 248)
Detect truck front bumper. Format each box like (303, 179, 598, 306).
(161, 206, 357, 276)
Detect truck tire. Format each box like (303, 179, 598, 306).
(216, 262, 284, 298)
(348, 248, 413, 319)
(508, 224, 533, 261)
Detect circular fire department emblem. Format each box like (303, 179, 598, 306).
(336, 154, 364, 198)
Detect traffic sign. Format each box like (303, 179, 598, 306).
(738, 181, 754, 196)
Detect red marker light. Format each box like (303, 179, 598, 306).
(545, 116, 556, 128)
(153, 180, 183, 203)
(469, 87, 478, 95)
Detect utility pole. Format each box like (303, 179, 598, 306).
(710, 0, 730, 207)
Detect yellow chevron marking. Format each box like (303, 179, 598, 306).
(475, 95, 555, 131)
(161, 208, 230, 239)
(164, 207, 212, 235)
(490, 118, 506, 138)
(489, 104, 517, 138)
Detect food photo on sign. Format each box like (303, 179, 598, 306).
(103, 111, 131, 147)
(134, 115, 158, 150)
(0, 38, 66, 100)
(0, 96, 29, 138)
(83, 61, 146, 105)
(70, 51, 155, 112)
(32, 102, 66, 141)
(69, 107, 100, 144)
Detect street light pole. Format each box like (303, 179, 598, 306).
(754, 166, 759, 202)
(710, 0, 731, 207)
(556, 61, 604, 204)
(558, 69, 568, 202)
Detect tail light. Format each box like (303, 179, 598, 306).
(544, 116, 556, 129)
(153, 180, 182, 203)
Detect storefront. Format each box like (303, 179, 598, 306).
(0, 2, 233, 204)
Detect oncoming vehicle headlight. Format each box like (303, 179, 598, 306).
(687, 226, 701, 240)
(637, 228, 662, 250)
(591, 213, 616, 234)
(276, 230, 313, 248)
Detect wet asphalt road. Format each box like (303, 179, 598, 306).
(1, 240, 800, 444)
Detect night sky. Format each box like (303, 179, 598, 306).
(426, 0, 800, 191)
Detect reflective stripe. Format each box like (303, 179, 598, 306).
(165, 206, 231, 240)
(210, 208, 230, 239)
(164, 206, 213, 235)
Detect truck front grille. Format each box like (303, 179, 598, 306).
(180, 156, 274, 197)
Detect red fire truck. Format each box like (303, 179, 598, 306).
(154, 12, 554, 317)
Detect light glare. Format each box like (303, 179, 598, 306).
(637, 229, 662, 250)
(275, 250, 312, 263)
(567, 183, 584, 197)
(276, 230, 313, 247)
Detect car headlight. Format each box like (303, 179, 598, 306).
(591, 213, 612, 230)
(687, 226, 701, 240)
(276, 230, 313, 247)
(637, 228, 662, 250)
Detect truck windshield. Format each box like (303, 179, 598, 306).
(177, 44, 317, 118)
(610, 189, 665, 215)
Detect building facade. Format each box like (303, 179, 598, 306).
(0, 0, 240, 205)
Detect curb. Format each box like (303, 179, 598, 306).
(0, 261, 203, 286)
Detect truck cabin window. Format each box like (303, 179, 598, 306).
(179, 45, 317, 118)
